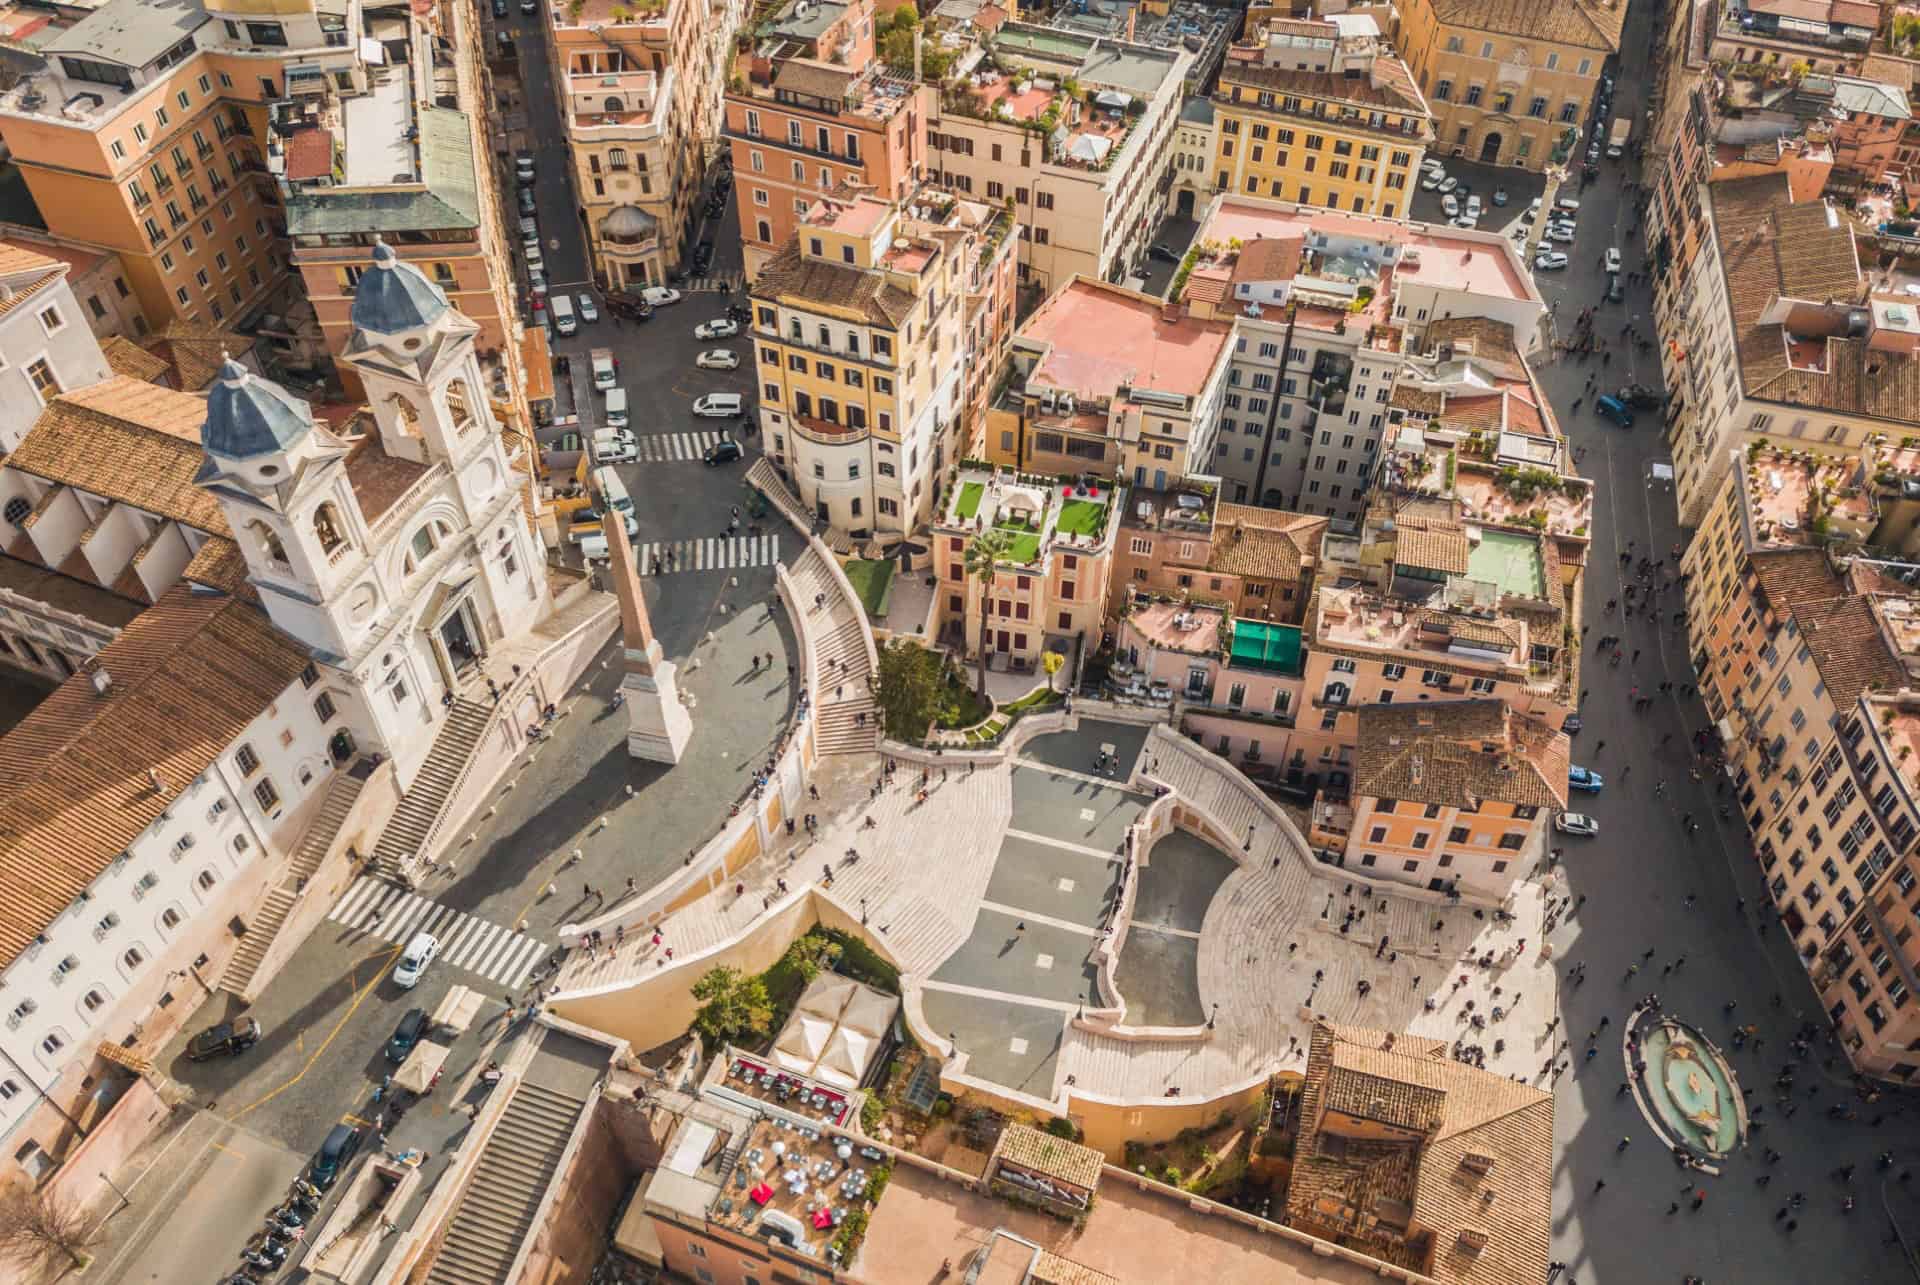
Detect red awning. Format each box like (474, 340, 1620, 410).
(749, 1184, 774, 1205)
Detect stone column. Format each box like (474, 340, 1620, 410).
(601, 511, 693, 763)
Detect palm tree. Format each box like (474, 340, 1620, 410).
(962, 529, 1013, 699)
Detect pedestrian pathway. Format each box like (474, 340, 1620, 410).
(627, 430, 739, 462)
(636, 533, 781, 575)
(682, 272, 743, 293)
(327, 876, 550, 989)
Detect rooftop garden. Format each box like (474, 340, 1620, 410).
(1055, 495, 1109, 538)
(955, 480, 986, 521)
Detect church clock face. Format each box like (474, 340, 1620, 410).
(348, 582, 379, 623)
(465, 456, 500, 501)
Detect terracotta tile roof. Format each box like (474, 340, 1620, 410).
(1228, 237, 1304, 290)
(181, 536, 254, 597)
(143, 321, 253, 392)
(1324, 1040, 1450, 1131)
(993, 1124, 1105, 1190)
(0, 585, 311, 970)
(7, 377, 228, 535)
(100, 335, 172, 384)
(1029, 1250, 1119, 1285)
(284, 126, 334, 182)
(1391, 384, 1445, 414)
(343, 432, 430, 526)
(1352, 699, 1569, 811)
(0, 248, 64, 322)
(1706, 176, 1920, 423)
(751, 241, 919, 330)
(1795, 594, 1905, 706)
(1395, 524, 1470, 574)
(1426, 316, 1522, 372)
(1748, 547, 1845, 613)
(1219, 60, 1427, 118)
(1425, 0, 1625, 52)
(1207, 504, 1325, 581)
(1182, 268, 1230, 306)
(0, 553, 146, 629)
(1288, 1021, 1553, 1285)
(774, 60, 855, 102)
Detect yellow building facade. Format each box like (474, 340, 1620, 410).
(1395, 0, 1625, 169)
(1210, 24, 1432, 217)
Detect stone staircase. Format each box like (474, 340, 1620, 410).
(219, 765, 369, 996)
(426, 1081, 586, 1285)
(369, 698, 494, 881)
(745, 457, 812, 534)
(788, 548, 877, 755)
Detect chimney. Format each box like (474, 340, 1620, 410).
(147, 768, 171, 797)
(914, 26, 922, 82)
(90, 668, 113, 696)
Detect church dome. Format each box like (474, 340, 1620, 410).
(349, 238, 450, 336)
(600, 205, 658, 245)
(202, 358, 315, 461)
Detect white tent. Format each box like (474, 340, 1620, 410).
(766, 974, 900, 1088)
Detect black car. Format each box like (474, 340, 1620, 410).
(704, 439, 743, 466)
(1147, 243, 1179, 263)
(714, 171, 732, 194)
(492, 0, 507, 14)
(386, 1008, 428, 1064)
(186, 1017, 261, 1062)
(691, 242, 715, 273)
(310, 1124, 363, 1191)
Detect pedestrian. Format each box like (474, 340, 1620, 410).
(1691, 1190, 1705, 1210)
(1593, 1179, 1607, 1193)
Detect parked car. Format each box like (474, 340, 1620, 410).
(694, 318, 738, 339)
(393, 931, 439, 989)
(1618, 383, 1663, 409)
(1555, 812, 1600, 837)
(1436, 176, 1458, 194)
(1148, 243, 1180, 262)
(514, 151, 535, 185)
(527, 267, 548, 295)
(692, 393, 743, 417)
(310, 1124, 363, 1192)
(690, 241, 715, 273)
(524, 244, 544, 273)
(1604, 247, 1623, 273)
(517, 188, 536, 216)
(492, 0, 507, 16)
(1562, 713, 1583, 734)
(1420, 173, 1444, 191)
(1546, 225, 1576, 243)
(1492, 187, 1509, 206)
(187, 1016, 261, 1062)
(1465, 194, 1482, 218)
(1441, 194, 1460, 218)
(1595, 393, 1635, 428)
(703, 438, 744, 466)
(520, 0, 536, 11)
(1569, 765, 1605, 793)
(1522, 197, 1542, 224)
(1534, 252, 1569, 271)
(1451, 215, 1478, 229)
(577, 293, 599, 324)
(386, 1008, 429, 1063)
(696, 349, 739, 370)
(641, 286, 682, 307)
(1420, 157, 1445, 177)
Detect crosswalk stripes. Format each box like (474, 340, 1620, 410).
(327, 876, 551, 989)
(682, 273, 743, 293)
(636, 533, 780, 576)
(629, 430, 735, 463)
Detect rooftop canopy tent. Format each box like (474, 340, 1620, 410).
(766, 974, 900, 1090)
(392, 1039, 451, 1095)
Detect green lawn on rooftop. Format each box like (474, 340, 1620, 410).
(1056, 498, 1107, 538)
(995, 525, 1041, 563)
(841, 558, 894, 621)
(955, 481, 985, 521)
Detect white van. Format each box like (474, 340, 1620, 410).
(592, 428, 637, 463)
(605, 386, 628, 428)
(692, 393, 742, 418)
(551, 293, 577, 337)
(591, 465, 634, 518)
(394, 931, 439, 989)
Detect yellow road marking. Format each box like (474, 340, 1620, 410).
(227, 945, 401, 1123)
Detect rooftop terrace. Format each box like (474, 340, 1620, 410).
(1736, 445, 1878, 548)
(1021, 277, 1230, 400)
(943, 468, 1118, 564)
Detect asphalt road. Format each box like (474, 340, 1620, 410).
(1530, 1, 1920, 1280)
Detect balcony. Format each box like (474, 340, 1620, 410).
(790, 411, 871, 446)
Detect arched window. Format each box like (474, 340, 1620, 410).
(444, 379, 475, 434)
(608, 146, 629, 170)
(603, 96, 624, 114)
(403, 520, 453, 576)
(386, 393, 422, 437)
(313, 502, 347, 555)
(247, 520, 289, 568)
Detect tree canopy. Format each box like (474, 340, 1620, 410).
(691, 965, 773, 1047)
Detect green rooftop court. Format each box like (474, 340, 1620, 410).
(955, 481, 986, 521)
(1055, 497, 1108, 538)
(996, 525, 1042, 564)
(1467, 528, 1546, 599)
(1228, 619, 1304, 675)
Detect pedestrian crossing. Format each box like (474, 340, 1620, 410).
(636, 533, 781, 576)
(327, 877, 551, 989)
(683, 272, 743, 293)
(628, 430, 737, 462)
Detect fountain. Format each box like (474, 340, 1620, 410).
(1633, 1013, 1747, 1162)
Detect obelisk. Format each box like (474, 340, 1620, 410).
(602, 511, 693, 762)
